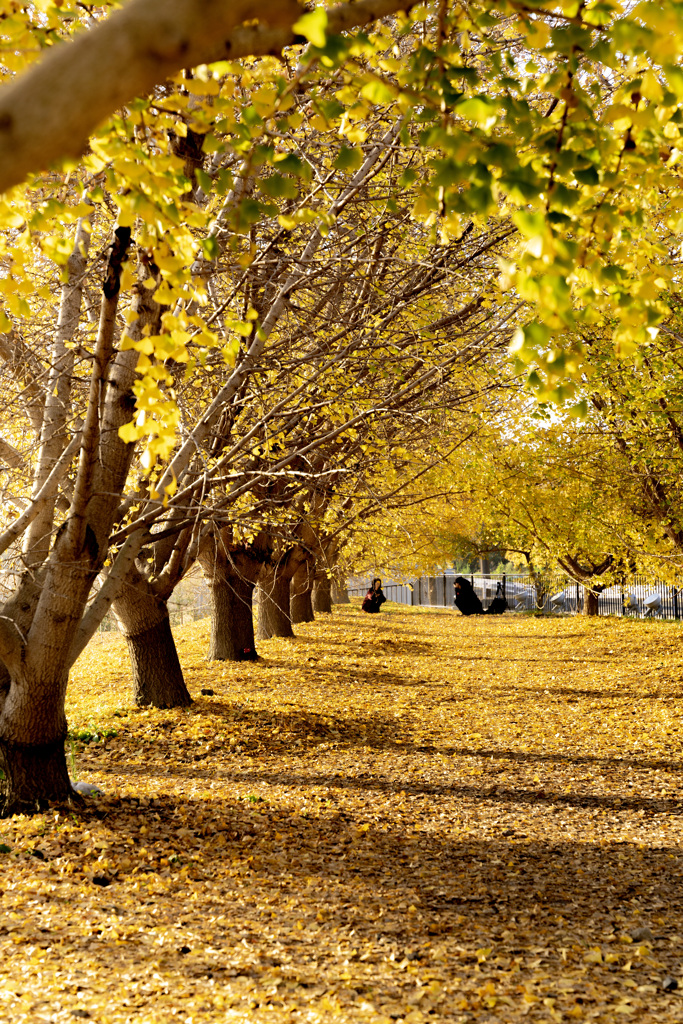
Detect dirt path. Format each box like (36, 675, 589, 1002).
(2, 606, 683, 1022)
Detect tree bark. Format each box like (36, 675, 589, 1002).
(312, 573, 333, 614)
(0, 228, 135, 813)
(331, 579, 350, 604)
(22, 214, 91, 569)
(533, 573, 549, 611)
(0, 665, 73, 815)
(207, 575, 257, 661)
(113, 579, 192, 708)
(257, 566, 295, 639)
(290, 589, 314, 623)
(0, 736, 73, 815)
(0, 0, 418, 196)
(427, 576, 438, 606)
(197, 528, 269, 661)
(290, 561, 314, 624)
(557, 554, 612, 620)
(123, 616, 192, 708)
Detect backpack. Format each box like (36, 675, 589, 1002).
(485, 582, 508, 615)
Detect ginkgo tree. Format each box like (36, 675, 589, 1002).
(3, 0, 683, 379)
(0, 16, 526, 806)
(111, 117, 520, 692)
(433, 405, 672, 611)
(1, 0, 683, 812)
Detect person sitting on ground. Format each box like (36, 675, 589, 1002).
(362, 577, 387, 613)
(454, 577, 509, 616)
(454, 576, 484, 616)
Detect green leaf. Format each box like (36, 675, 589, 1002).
(195, 168, 213, 195)
(293, 8, 328, 48)
(225, 319, 254, 338)
(360, 79, 395, 105)
(431, 158, 464, 188)
(334, 146, 364, 171)
(510, 321, 552, 360)
(202, 236, 220, 260)
(567, 399, 588, 419)
(455, 96, 498, 128)
(259, 173, 299, 199)
(574, 165, 600, 186)
(273, 153, 312, 180)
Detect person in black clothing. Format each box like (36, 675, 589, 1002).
(362, 578, 386, 613)
(454, 576, 484, 616)
(454, 577, 508, 616)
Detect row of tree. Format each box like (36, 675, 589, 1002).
(0, 3, 527, 810)
(1, 0, 683, 810)
(419, 316, 683, 613)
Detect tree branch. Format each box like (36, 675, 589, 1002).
(68, 529, 147, 666)
(0, 0, 416, 195)
(0, 433, 81, 559)
(0, 437, 24, 470)
(0, 616, 25, 678)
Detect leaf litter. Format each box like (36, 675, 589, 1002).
(2, 606, 683, 1021)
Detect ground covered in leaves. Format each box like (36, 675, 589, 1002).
(3, 605, 683, 1022)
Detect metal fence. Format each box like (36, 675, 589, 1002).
(348, 572, 683, 620)
(98, 581, 211, 632)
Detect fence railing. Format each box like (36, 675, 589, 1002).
(348, 572, 683, 620)
(98, 589, 211, 632)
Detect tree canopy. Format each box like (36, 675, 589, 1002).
(4, 0, 683, 399)
(2, 0, 683, 809)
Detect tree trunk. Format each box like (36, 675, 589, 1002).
(257, 567, 294, 639)
(0, 736, 73, 815)
(331, 579, 350, 604)
(534, 577, 548, 611)
(312, 573, 333, 614)
(290, 561, 314, 624)
(557, 555, 612, 620)
(291, 587, 314, 624)
(427, 576, 438, 606)
(197, 530, 268, 662)
(113, 584, 192, 708)
(527, 562, 549, 611)
(0, 664, 74, 815)
(207, 575, 257, 661)
(0, 227, 138, 813)
(124, 615, 192, 707)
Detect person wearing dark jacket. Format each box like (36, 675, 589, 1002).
(454, 577, 508, 616)
(454, 576, 484, 616)
(362, 578, 386, 613)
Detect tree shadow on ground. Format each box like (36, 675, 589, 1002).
(39, 787, 683, 1022)
(14, 778, 683, 1019)
(97, 760, 683, 816)
(443, 655, 612, 664)
(438, 744, 683, 773)
(254, 660, 430, 684)
(261, 646, 435, 669)
(511, 686, 683, 699)
(61, 789, 683, 931)
(126, 698, 683, 778)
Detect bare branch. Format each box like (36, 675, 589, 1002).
(0, 433, 81, 559)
